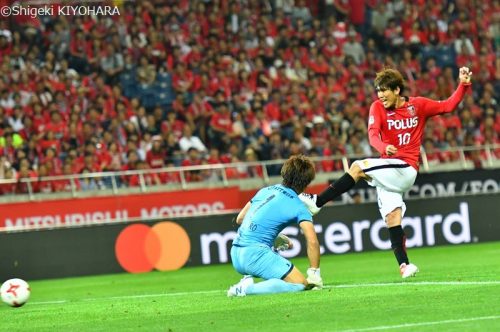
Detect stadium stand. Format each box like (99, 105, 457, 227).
(0, 0, 498, 195)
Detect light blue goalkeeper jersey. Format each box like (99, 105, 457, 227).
(233, 184, 312, 248)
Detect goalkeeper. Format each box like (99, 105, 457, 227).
(227, 155, 323, 297)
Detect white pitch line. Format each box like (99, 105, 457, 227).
(28, 290, 223, 305)
(29, 300, 68, 305)
(324, 280, 500, 289)
(28, 280, 500, 306)
(106, 289, 222, 300)
(339, 315, 500, 332)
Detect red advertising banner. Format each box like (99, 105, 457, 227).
(0, 187, 241, 231)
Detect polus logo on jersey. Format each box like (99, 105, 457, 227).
(406, 105, 416, 116)
(387, 117, 418, 130)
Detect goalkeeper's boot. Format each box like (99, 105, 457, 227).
(400, 263, 419, 278)
(227, 275, 254, 297)
(298, 193, 321, 216)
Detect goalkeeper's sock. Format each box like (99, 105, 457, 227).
(389, 225, 409, 266)
(245, 279, 304, 295)
(316, 173, 356, 207)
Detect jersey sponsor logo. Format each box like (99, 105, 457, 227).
(387, 117, 418, 130)
(406, 105, 416, 116)
(368, 115, 374, 125)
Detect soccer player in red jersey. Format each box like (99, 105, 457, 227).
(300, 67, 472, 278)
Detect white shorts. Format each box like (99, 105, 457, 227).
(353, 158, 417, 219)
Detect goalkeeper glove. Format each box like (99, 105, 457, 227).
(306, 267, 323, 289)
(273, 233, 291, 251)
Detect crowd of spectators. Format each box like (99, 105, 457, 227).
(0, 0, 498, 195)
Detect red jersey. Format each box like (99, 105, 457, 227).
(368, 83, 471, 170)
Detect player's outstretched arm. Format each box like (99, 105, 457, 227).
(300, 221, 320, 268)
(300, 220, 323, 288)
(439, 66, 472, 112)
(419, 66, 473, 117)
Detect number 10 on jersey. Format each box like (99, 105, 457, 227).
(398, 133, 411, 145)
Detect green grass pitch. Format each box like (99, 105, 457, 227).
(2, 242, 499, 332)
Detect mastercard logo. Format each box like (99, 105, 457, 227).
(115, 222, 191, 273)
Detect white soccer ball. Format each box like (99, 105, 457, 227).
(1, 278, 31, 307)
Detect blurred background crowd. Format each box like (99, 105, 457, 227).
(0, 0, 498, 194)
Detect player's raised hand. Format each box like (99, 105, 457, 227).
(459, 67, 472, 84)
